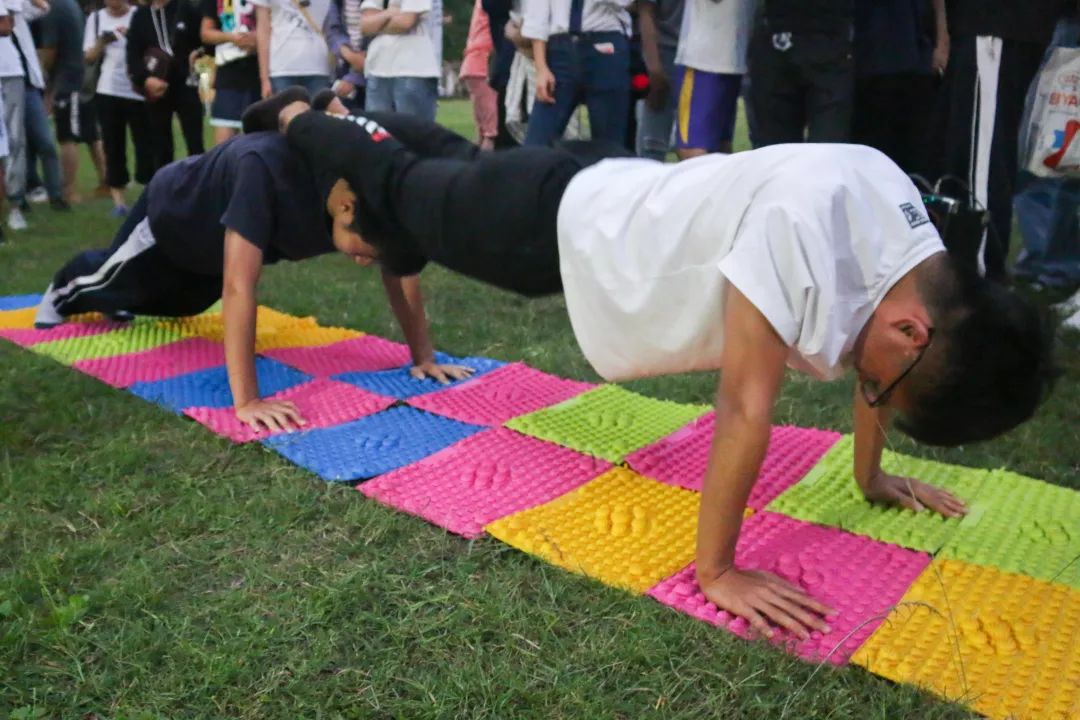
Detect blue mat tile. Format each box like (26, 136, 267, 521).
(129, 358, 312, 412)
(333, 353, 505, 399)
(0, 294, 42, 311)
(263, 406, 484, 481)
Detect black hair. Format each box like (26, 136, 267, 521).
(895, 261, 1059, 446)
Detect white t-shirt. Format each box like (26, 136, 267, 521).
(0, 0, 45, 86)
(249, 0, 331, 78)
(556, 144, 946, 383)
(83, 8, 142, 101)
(361, 0, 441, 78)
(675, 0, 755, 74)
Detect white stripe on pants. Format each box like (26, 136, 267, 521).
(54, 217, 158, 311)
(1, 76, 25, 200)
(971, 35, 1002, 276)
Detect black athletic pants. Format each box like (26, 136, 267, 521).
(286, 110, 628, 296)
(146, 85, 206, 179)
(50, 191, 222, 318)
(97, 94, 154, 189)
(929, 34, 1045, 281)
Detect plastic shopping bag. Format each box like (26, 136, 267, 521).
(1020, 46, 1080, 177)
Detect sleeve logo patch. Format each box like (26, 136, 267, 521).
(899, 202, 930, 229)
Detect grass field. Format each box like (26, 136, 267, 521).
(1, 100, 1077, 719)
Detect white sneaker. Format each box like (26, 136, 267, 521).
(1054, 287, 1080, 316)
(7, 207, 27, 231)
(26, 187, 48, 204)
(33, 283, 64, 328)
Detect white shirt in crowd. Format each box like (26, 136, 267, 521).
(676, 0, 756, 75)
(521, 0, 631, 41)
(361, 0, 442, 79)
(249, 0, 332, 78)
(0, 0, 46, 86)
(557, 144, 946, 383)
(83, 7, 142, 101)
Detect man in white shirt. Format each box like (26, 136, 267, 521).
(253, 94, 1057, 638)
(359, 0, 442, 121)
(522, 0, 632, 147)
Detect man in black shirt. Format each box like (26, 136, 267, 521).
(33, 132, 469, 430)
(748, 0, 855, 146)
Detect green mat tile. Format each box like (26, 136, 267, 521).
(939, 470, 1080, 588)
(766, 435, 991, 553)
(33, 324, 186, 365)
(503, 385, 709, 463)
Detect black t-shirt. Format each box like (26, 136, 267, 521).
(146, 133, 335, 275)
(946, 0, 1067, 45)
(764, 0, 854, 36)
(39, 0, 86, 95)
(200, 0, 260, 92)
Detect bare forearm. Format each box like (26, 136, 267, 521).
(932, 0, 947, 44)
(222, 287, 260, 408)
(852, 388, 890, 489)
(361, 9, 394, 36)
(637, 4, 662, 75)
(384, 12, 419, 33)
(381, 271, 435, 365)
(256, 7, 271, 82)
(531, 39, 548, 70)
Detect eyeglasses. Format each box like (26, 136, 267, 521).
(860, 328, 935, 408)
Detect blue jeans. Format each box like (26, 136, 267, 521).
(23, 86, 62, 202)
(271, 75, 332, 95)
(365, 76, 438, 122)
(635, 43, 677, 160)
(525, 32, 630, 147)
(1014, 18, 1080, 290)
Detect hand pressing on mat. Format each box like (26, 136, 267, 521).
(236, 399, 307, 433)
(861, 471, 968, 518)
(410, 362, 475, 385)
(699, 566, 834, 640)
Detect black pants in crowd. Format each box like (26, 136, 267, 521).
(853, 73, 938, 178)
(97, 94, 153, 189)
(748, 22, 854, 146)
(285, 110, 629, 296)
(929, 34, 1045, 281)
(50, 190, 222, 317)
(146, 85, 205, 176)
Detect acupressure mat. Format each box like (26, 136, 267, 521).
(185, 379, 395, 443)
(361, 427, 613, 537)
(333, 354, 506, 399)
(504, 385, 709, 463)
(625, 414, 842, 509)
(1, 293, 1078, 719)
(852, 560, 1079, 720)
(264, 406, 484, 482)
(129, 358, 312, 412)
(647, 511, 930, 664)
(766, 435, 991, 553)
(407, 363, 597, 426)
(0, 293, 41, 310)
(33, 323, 187, 364)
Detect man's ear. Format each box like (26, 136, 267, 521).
(894, 317, 932, 347)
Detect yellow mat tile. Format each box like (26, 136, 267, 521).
(485, 467, 703, 593)
(255, 324, 363, 352)
(852, 559, 1079, 720)
(157, 306, 317, 342)
(0, 308, 102, 330)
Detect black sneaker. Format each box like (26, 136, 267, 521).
(311, 88, 338, 112)
(241, 86, 312, 134)
(50, 198, 72, 211)
(107, 310, 135, 322)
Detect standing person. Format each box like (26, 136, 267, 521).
(635, 0, 681, 160)
(521, 0, 632, 147)
(0, 4, 10, 243)
(251, 0, 332, 97)
(852, 0, 947, 177)
(748, 0, 854, 147)
(39, 0, 107, 203)
(671, 0, 753, 159)
(329, 0, 368, 111)
(460, 0, 496, 149)
(200, 0, 259, 145)
(85, 0, 150, 215)
(360, 0, 442, 121)
(929, 0, 1066, 282)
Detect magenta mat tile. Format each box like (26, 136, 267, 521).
(626, 415, 841, 509)
(184, 378, 396, 442)
(406, 363, 596, 426)
(360, 427, 612, 538)
(72, 337, 226, 387)
(261, 335, 411, 377)
(0, 320, 125, 348)
(647, 511, 930, 664)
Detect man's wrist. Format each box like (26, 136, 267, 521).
(695, 559, 734, 585)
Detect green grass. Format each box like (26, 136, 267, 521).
(1, 100, 1077, 719)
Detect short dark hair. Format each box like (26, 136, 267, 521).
(895, 262, 1058, 446)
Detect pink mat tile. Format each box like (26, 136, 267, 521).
(407, 363, 596, 426)
(0, 320, 125, 347)
(72, 337, 226, 387)
(626, 416, 841, 509)
(261, 335, 411, 376)
(184, 378, 396, 442)
(647, 511, 930, 664)
(360, 427, 612, 538)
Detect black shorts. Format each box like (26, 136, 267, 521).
(210, 87, 261, 128)
(54, 93, 101, 143)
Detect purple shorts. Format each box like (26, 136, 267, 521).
(675, 66, 742, 151)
